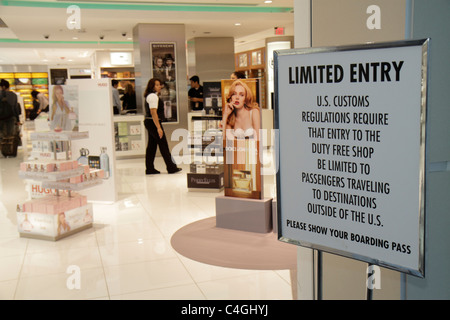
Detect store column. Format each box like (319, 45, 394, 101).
(132, 23, 189, 149)
(405, 0, 450, 300)
(293, 0, 315, 301)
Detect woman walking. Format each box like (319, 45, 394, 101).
(143, 78, 181, 175)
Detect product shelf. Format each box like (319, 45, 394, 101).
(42, 178, 103, 191)
(30, 131, 89, 141)
(19, 167, 85, 181)
(17, 130, 101, 241)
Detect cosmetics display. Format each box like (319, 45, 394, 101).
(113, 115, 145, 158)
(17, 131, 102, 241)
(187, 115, 224, 190)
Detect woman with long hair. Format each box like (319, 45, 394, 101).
(121, 83, 137, 113)
(221, 79, 262, 199)
(222, 79, 260, 140)
(143, 78, 181, 174)
(50, 85, 72, 131)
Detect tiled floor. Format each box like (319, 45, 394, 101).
(0, 127, 293, 300)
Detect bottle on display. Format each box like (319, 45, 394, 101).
(100, 147, 110, 179)
(77, 148, 89, 165)
(164, 101, 172, 119)
(20, 214, 34, 232)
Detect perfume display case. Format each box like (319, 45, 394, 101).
(17, 131, 104, 241)
(187, 115, 224, 190)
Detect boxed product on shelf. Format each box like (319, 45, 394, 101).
(30, 140, 72, 160)
(190, 163, 223, 174)
(129, 124, 141, 135)
(187, 172, 224, 189)
(19, 159, 79, 173)
(20, 192, 87, 216)
(69, 168, 105, 184)
(131, 140, 143, 151)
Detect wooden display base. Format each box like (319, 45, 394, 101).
(215, 195, 273, 233)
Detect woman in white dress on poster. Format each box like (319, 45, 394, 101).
(50, 85, 72, 131)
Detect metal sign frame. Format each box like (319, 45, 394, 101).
(274, 39, 429, 278)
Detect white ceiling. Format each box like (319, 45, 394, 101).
(0, 0, 294, 66)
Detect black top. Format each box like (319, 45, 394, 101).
(144, 93, 165, 121)
(188, 85, 203, 110)
(121, 92, 136, 111)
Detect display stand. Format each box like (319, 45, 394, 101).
(17, 131, 103, 241)
(215, 196, 273, 233)
(187, 115, 224, 191)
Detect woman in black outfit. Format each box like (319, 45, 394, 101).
(121, 83, 137, 113)
(143, 78, 181, 175)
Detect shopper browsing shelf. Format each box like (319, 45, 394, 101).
(111, 80, 121, 115)
(31, 89, 49, 113)
(121, 83, 137, 113)
(143, 78, 181, 175)
(30, 91, 42, 120)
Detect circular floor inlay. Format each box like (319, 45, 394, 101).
(171, 217, 297, 270)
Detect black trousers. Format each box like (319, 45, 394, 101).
(144, 119, 177, 172)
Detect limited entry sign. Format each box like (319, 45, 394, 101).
(275, 39, 429, 277)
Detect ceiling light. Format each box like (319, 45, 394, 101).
(265, 0, 273, 3)
(235, 23, 241, 26)
(72, 37, 78, 40)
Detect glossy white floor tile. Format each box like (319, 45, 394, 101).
(0, 131, 294, 300)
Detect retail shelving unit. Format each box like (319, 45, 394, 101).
(0, 72, 49, 119)
(187, 115, 224, 190)
(17, 131, 103, 241)
(113, 115, 145, 158)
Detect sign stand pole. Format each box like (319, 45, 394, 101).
(366, 263, 373, 300)
(317, 250, 323, 300)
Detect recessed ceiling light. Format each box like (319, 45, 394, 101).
(235, 23, 241, 26)
(265, 0, 273, 3)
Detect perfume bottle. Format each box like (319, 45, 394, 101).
(68, 107, 77, 120)
(20, 214, 34, 232)
(164, 101, 172, 119)
(100, 147, 110, 179)
(77, 148, 89, 165)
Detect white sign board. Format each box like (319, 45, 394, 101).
(67, 79, 118, 204)
(275, 39, 429, 277)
